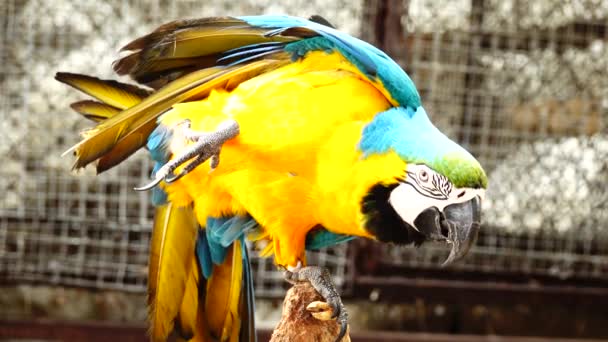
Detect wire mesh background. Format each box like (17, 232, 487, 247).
(0, 0, 607, 299)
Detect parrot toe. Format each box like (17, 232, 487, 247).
(134, 119, 239, 191)
(284, 265, 349, 342)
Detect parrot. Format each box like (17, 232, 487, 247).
(56, 14, 487, 342)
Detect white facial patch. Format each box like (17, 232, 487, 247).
(388, 164, 485, 231)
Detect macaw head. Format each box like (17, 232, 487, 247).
(359, 106, 487, 265)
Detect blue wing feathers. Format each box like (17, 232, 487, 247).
(196, 230, 214, 279)
(219, 217, 257, 247)
(151, 187, 168, 206)
(205, 220, 228, 265)
(305, 229, 356, 250)
(147, 123, 172, 162)
(197, 216, 258, 278)
(147, 123, 172, 205)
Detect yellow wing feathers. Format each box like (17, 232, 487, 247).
(58, 58, 289, 170)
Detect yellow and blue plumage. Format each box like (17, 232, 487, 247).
(57, 15, 487, 342)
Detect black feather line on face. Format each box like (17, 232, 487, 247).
(405, 170, 451, 200)
(361, 182, 426, 245)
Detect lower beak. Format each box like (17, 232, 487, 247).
(412, 196, 482, 266)
(441, 196, 482, 266)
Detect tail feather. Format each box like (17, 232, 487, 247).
(195, 217, 257, 342)
(175, 257, 202, 340)
(204, 243, 241, 340)
(148, 203, 198, 342)
(165, 227, 257, 342)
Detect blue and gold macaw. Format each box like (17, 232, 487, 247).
(56, 15, 487, 342)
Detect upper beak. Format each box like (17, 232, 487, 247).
(413, 196, 482, 266)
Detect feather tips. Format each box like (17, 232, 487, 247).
(175, 257, 201, 340)
(65, 66, 224, 168)
(148, 204, 198, 342)
(57, 72, 156, 172)
(55, 72, 149, 109)
(70, 100, 121, 122)
(204, 241, 243, 342)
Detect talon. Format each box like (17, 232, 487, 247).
(307, 301, 333, 321)
(134, 164, 172, 191)
(329, 298, 341, 319)
(133, 177, 163, 192)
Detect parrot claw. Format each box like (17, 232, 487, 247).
(133, 177, 163, 192)
(134, 119, 239, 191)
(284, 266, 349, 342)
(133, 164, 171, 191)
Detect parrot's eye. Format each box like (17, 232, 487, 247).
(418, 170, 429, 182)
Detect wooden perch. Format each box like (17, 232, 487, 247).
(270, 282, 351, 342)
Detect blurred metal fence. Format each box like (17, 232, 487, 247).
(0, 0, 607, 299)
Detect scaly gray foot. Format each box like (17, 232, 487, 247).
(284, 266, 348, 342)
(134, 119, 239, 191)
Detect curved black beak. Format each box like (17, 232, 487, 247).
(413, 196, 482, 266)
(441, 196, 481, 266)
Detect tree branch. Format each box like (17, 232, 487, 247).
(270, 282, 350, 342)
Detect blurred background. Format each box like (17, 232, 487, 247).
(1, 0, 607, 341)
